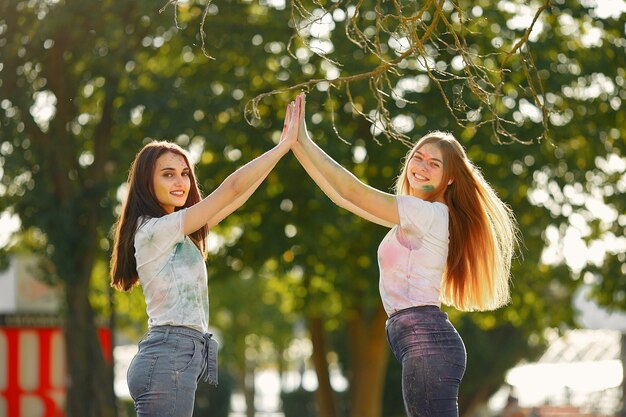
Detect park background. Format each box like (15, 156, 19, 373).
(0, 0, 625, 416)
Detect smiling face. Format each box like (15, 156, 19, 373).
(152, 151, 191, 214)
(406, 143, 446, 201)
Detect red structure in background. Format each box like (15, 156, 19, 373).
(0, 321, 111, 417)
(0, 255, 116, 417)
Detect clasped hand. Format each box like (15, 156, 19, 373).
(278, 93, 308, 150)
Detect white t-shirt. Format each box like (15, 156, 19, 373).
(377, 195, 449, 316)
(134, 209, 209, 333)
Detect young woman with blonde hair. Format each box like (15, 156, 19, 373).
(286, 93, 518, 416)
(110, 100, 300, 417)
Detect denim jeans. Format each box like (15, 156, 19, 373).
(127, 325, 218, 417)
(386, 305, 466, 417)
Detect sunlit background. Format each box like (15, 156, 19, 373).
(1, 0, 625, 416)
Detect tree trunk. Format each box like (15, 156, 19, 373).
(309, 316, 338, 417)
(347, 306, 389, 417)
(621, 332, 626, 417)
(460, 387, 493, 417)
(232, 363, 256, 417)
(245, 361, 256, 417)
(64, 278, 117, 417)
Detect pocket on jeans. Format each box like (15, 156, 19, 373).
(139, 330, 168, 352)
(127, 353, 158, 399)
(174, 337, 199, 373)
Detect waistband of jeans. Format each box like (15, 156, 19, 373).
(149, 325, 206, 342)
(388, 304, 443, 320)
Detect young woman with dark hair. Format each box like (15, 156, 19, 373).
(286, 93, 519, 417)
(110, 100, 300, 417)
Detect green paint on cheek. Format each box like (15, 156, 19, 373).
(422, 185, 435, 192)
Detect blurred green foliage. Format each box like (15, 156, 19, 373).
(0, 0, 623, 416)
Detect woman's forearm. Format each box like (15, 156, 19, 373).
(223, 144, 288, 198)
(292, 133, 395, 227)
(182, 98, 300, 234)
(184, 142, 290, 234)
(293, 132, 363, 201)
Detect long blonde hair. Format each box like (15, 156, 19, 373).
(395, 131, 519, 311)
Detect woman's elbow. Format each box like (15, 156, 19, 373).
(328, 193, 348, 209)
(219, 176, 246, 201)
(338, 182, 361, 206)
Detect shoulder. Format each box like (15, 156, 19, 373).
(432, 201, 449, 217)
(396, 195, 444, 215)
(396, 195, 448, 234)
(135, 210, 187, 242)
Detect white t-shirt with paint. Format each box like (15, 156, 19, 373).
(377, 195, 449, 316)
(134, 209, 209, 333)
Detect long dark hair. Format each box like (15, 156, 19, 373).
(395, 131, 518, 311)
(110, 141, 208, 291)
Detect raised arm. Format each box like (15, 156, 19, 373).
(290, 94, 399, 227)
(183, 101, 299, 235)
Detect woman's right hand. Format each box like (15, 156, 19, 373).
(279, 97, 301, 150)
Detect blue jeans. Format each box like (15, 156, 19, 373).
(386, 305, 466, 417)
(127, 325, 218, 417)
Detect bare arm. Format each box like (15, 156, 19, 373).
(290, 94, 399, 227)
(183, 101, 299, 235)
(292, 143, 395, 227)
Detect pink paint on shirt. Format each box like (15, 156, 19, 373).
(377, 195, 449, 316)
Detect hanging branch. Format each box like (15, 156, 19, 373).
(161, 0, 216, 59)
(245, 0, 551, 145)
